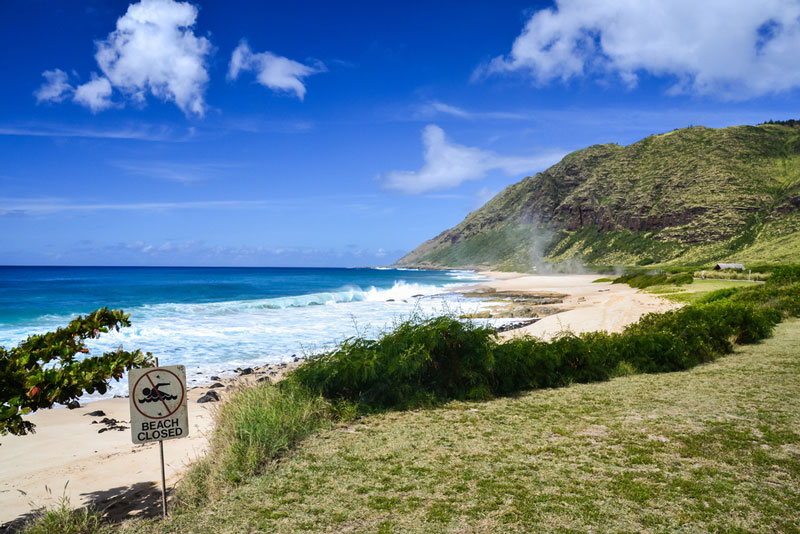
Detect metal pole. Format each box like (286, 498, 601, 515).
(159, 439, 167, 518)
(154, 357, 167, 518)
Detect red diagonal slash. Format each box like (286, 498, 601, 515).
(144, 371, 172, 416)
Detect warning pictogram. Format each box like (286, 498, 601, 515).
(128, 365, 189, 444)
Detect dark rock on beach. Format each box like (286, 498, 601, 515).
(85, 410, 106, 417)
(197, 390, 220, 403)
(208, 382, 224, 388)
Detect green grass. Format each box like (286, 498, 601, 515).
(20, 497, 112, 534)
(173, 381, 331, 507)
(653, 279, 761, 303)
(118, 319, 800, 533)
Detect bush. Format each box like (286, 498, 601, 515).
(767, 265, 800, 286)
(669, 272, 694, 285)
(0, 308, 151, 436)
(290, 316, 497, 408)
(698, 287, 741, 303)
(613, 272, 669, 288)
(613, 271, 693, 289)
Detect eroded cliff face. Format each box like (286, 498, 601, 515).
(398, 124, 800, 269)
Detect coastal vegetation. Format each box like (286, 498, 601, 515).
(0, 308, 151, 437)
(397, 123, 800, 271)
(19, 269, 800, 532)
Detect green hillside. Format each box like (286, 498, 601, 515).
(396, 123, 800, 271)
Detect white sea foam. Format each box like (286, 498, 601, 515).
(5, 280, 498, 401)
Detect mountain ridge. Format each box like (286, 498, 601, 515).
(396, 123, 800, 271)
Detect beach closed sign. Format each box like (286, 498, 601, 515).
(128, 365, 189, 444)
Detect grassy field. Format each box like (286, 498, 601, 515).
(112, 320, 800, 534)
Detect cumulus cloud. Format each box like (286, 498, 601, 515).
(94, 0, 211, 114)
(382, 125, 563, 195)
(228, 40, 324, 100)
(481, 0, 800, 99)
(35, 69, 73, 103)
(73, 75, 113, 112)
(34, 0, 211, 115)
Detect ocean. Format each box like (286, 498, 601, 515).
(0, 266, 489, 398)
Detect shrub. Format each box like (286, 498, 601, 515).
(290, 316, 497, 408)
(767, 265, 800, 286)
(0, 308, 151, 436)
(669, 272, 694, 285)
(698, 287, 741, 303)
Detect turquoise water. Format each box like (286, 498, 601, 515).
(0, 266, 487, 396)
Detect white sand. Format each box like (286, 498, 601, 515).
(0, 387, 213, 525)
(466, 272, 680, 340)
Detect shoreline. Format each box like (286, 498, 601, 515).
(0, 272, 678, 528)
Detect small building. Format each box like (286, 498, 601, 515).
(714, 263, 745, 271)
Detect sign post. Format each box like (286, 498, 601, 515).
(128, 363, 189, 518)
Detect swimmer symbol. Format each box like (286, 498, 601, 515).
(138, 382, 178, 404)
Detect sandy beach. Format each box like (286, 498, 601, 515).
(470, 272, 679, 340)
(0, 273, 677, 528)
(0, 364, 298, 529)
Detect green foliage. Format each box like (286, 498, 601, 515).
(175, 381, 330, 507)
(724, 282, 800, 317)
(215, 383, 329, 484)
(670, 272, 694, 285)
(292, 284, 790, 412)
(21, 496, 110, 534)
(698, 287, 741, 303)
(767, 265, 800, 286)
(612, 271, 693, 289)
(0, 308, 152, 436)
(289, 316, 497, 408)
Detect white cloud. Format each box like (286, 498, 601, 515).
(482, 0, 800, 99)
(94, 0, 211, 115)
(425, 101, 472, 118)
(73, 75, 113, 112)
(0, 122, 181, 141)
(382, 125, 563, 195)
(34, 0, 211, 115)
(0, 198, 278, 216)
(112, 160, 241, 184)
(35, 69, 73, 103)
(411, 100, 528, 121)
(228, 40, 324, 100)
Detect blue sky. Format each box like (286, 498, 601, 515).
(3, 0, 800, 267)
